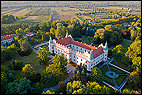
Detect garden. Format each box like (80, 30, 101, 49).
(98, 59, 129, 92)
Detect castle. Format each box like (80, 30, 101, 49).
(49, 32, 108, 71)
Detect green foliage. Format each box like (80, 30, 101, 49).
(1, 44, 17, 63)
(57, 81, 66, 94)
(66, 81, 88, 94)
(122, 88, 141, 94)
(32, 82, 44, 94)
(125, 40, 141, 70)
(1, 14, 16, 24)
(73, 64, 87, 84)
(86, 81, 110, 94)
(5, 77, 32, 94)
(8, 60, 24, 70)
(127, 69, 141, 90)
(42, 89, 55, 94)
(37, 48, 51, 66)
(53, 54, 67, 72)
(90, 67, 103, 83)
(22, 64, 34, 78)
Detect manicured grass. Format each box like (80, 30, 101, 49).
(115, 75, 127, 86)
(2, 52, 44, 73)
(102, 75, 115, 86)
(100, 64, 109, 74)
(111, 60, 129, 71)
(121, 39, 132, 52)
(109, 65, 127, 74)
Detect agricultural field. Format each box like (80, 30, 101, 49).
(52, 7, 84, 20)
(10, 8, 33, 17)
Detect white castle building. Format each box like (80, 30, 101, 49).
(49, 32, 108, 71)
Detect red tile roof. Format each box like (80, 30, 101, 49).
(92, 46, 104, 58)
(1, 35, 14, 41)
(27, 32, 36, 36)
(56, 36, 96, 50)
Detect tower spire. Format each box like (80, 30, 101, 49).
(105, 41, 107, 48)
(65, 31, 69, 38)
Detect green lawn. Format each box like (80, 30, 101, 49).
(100, 64, 109, 74)
(2, 52, 44, 73)
(102, 75, 115, 86)
(115, 75, 127, 86)
(111, 59, 129, 71)
(109, 65, 127, 74)
(121, 39, 132, 52)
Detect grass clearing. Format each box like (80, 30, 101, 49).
(100, 64, 109, 74)
(109, 65, 127, 74)
(121, 39, 132, 52)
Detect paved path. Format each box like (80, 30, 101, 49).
(79, 36, 85, 41)
(34, 41, 49, 48)
(108, 63, 130, 74)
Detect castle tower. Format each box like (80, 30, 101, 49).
(65, 31, 69, 38)
(103, 41, 108, 61)
(49, 36, 54, 53)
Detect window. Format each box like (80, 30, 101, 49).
(77, 61, 78, 63)
(91, 64, 92, 66)
(77, 57, 78, 59)
(81, 48, 82, 50)
(76, 47, 78, 49)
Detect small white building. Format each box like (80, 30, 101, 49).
(49, 32, 108, 71)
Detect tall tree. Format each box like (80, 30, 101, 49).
(37, 48, 51, 66)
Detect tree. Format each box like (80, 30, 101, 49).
(127, 69, 141, 90)
(52, 54, 67, 72)
(5, 77, 32, 94)
(8, 60, 24, 70)
(125, 40, 141, 70)
(32, 82, 44, 94)
(55, 26, 66, 40)
(110, 31, 122, 46)
(94, 28, 106, 43)
(42, 89, 55, 94)
(1, 14, 16, 24)
(66, 81, 88, 94)
(86, 81, 110, 94)
(90, 67, 103, 83)
(104, 25, 112, 32)
(122, 88, 141, 94)
(22, 64, 34, 78)
(37, 48, 51, 66)
(57, 81, 66, 94)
